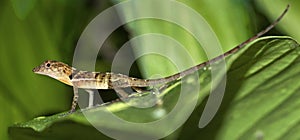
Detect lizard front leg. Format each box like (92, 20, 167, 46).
(70, 86, 79, 113)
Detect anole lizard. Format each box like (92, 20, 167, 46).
(33, 5, 289, 113)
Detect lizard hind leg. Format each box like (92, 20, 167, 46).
(130, 86, 163, 100)
(131, 87, 145, 93)
(132, 86, 161, 95)
(114, 88, 130, 99)
(130, 86, 165, 108)
(131, 87, 153, 97)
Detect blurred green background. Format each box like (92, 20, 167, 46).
(1, 0, 299, 140)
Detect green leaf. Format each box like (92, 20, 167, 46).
(178, 37, 300, 140)
(255, 0, 300, 42)
(1, 1, 101, 140)
(10, 78, 205, 139)
(111, 0, 252, 79)
(10, 0, 37, 19)
(6, 0, 299, 139)
(217, 37, 300, 140)
(9, 37, 300, 139)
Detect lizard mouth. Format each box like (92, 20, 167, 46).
(32, 66, 39, 73)
(32, 66, 44, 75)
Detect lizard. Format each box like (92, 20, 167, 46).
(32, 5, 290, 113)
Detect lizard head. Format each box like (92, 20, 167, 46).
(33, 60, 74, 86)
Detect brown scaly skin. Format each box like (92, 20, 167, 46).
(33, 60, 74, 86)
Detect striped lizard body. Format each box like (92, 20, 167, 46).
(32, 60, 167, 89)
(33, 5, 290, 113)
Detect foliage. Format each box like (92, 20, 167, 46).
(1, 0, 299, 140)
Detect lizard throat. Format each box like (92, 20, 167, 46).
(58, 77, 73, 86)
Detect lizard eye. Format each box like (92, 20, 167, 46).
(45, 63, 51, 68)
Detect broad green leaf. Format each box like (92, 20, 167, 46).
(10, 76, 207, 139)
(10, 0, 36, 19)
(178, 37, 300, 140)
(5, 0, 299, 139)
(9, 37, 300, 140)
(0, 2, 67, 140)
(255, 0, 300, 42)
(111, 0, 252, 79)
(217, 37, 300, 139)
(0, 1, 107, 140)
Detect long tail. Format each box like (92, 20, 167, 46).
(138, 4, 290, 86)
